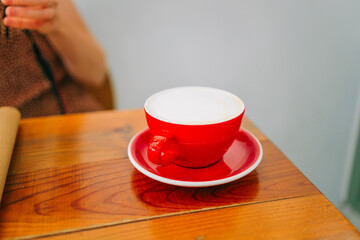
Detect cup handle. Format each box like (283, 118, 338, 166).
(147, 134, 179, 166)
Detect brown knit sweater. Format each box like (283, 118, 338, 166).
(0, 3, 104, 118)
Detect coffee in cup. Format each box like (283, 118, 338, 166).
(145, 87, 245, 168)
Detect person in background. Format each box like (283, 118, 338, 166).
(0, 0, 107, 118)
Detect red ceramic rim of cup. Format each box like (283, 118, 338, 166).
(144, 87, 245, 125)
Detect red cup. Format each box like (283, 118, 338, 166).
(145, 87, 245, 168)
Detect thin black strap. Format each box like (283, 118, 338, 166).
(23, 30, 65, 114)
(1, 5, 9, 39)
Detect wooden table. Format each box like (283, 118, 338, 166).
(0, 110, 359, 240)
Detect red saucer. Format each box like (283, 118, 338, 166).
(128, 128, 263, 187)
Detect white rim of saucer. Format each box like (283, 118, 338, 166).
(127, 128, 263, 187)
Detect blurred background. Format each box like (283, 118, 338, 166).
(74, 0, 360, 228)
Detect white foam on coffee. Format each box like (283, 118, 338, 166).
(145, 87, 245, 125)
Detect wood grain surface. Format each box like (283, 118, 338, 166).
(8, 110, 266, 174)
(47, 195, 360, 240)
(0, 110, 357, 239)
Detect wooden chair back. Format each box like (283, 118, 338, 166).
(86, 73, 115, 110)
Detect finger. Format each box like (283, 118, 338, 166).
(1, 0, 55, 7)
(3, 16, 56, 33)
(3, 16, 44, 30)
(5, 6, 56, 20)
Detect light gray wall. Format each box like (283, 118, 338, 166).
(75, 0, 360, 206)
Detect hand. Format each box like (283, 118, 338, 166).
(2, 0, 59, 34)
(2, 0, 106, 86)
